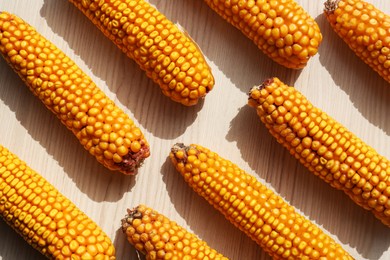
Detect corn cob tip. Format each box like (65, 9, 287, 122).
(324, 0, 341, 13)
(171, 143, 196, 164)
(121, 206, 143, 233)
(116, 141, 150, 175)
(171, 142, 187, 151)
(248, 78, 276, 107)
(252, 78, 275, 92)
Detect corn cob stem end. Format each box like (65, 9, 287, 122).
(248, 77, 275, 107)
(254, 77, 275, 91)
(121, 206, 143, 233)
(116, 141, 150, 175)
(171, 143, 196, 164)
(324, 0, 341, 14)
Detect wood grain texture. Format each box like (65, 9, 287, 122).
(0, 0, 389, 259)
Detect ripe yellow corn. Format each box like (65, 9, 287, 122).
(170, 143, 353, 259)
(69, 0, 214, 106)
(204, 0, 323, 69)
(121, 204, 228, 260)
(0, 144, 115, 259)
(0, 12, 150, 175)
(248, 77, 390, 227)
(325, 0, 390, 83)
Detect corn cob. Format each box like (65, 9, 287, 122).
(204, 0, 322, 69)
(324, 0, 390, 83)
(248, 77, 390, 227)
(69, 0, 214, 106)
(0, 12, 150, 175)
(170, 143, 353, 259)
(121, 204, 228, 260)
(0, 144, 115, 259)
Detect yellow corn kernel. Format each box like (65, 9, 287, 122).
(69, 0, 214, 106)
(121, 204, 228, 259)
(0, 12, 150, 175)
(248, 77, 390, 227)
(204, 0, 322, 69)
(170, 143, 353, 259)
(325, 0, 390, 83)
(0, 145, 116, 259)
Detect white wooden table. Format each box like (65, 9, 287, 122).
(0, 1, 389, 259)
